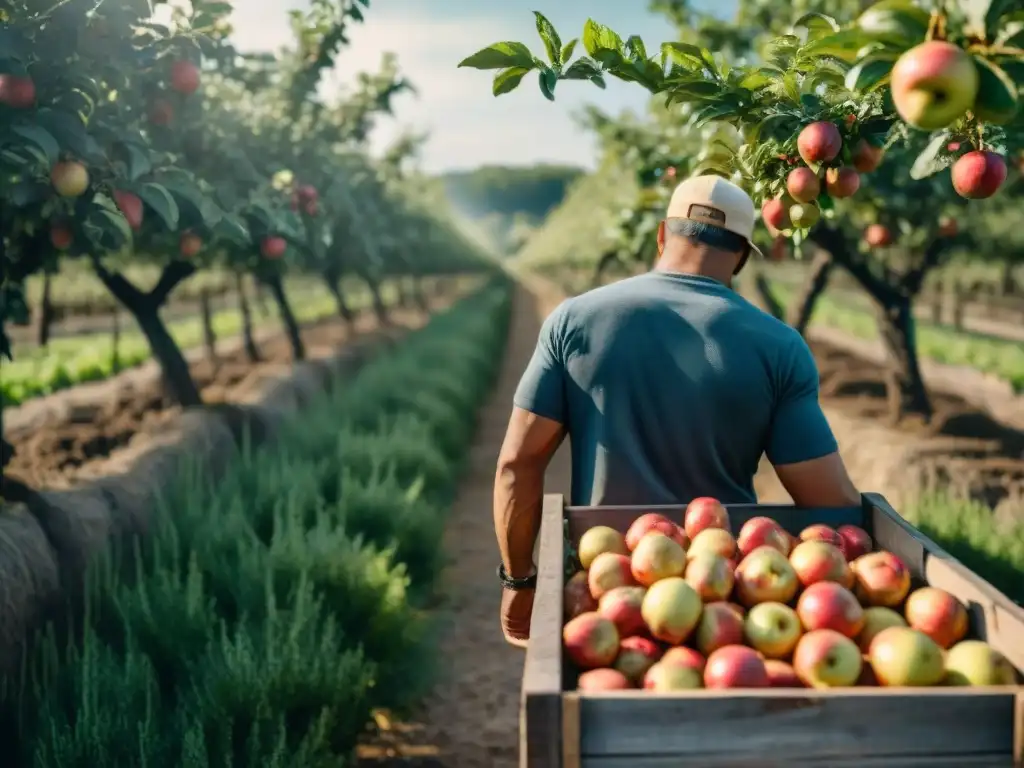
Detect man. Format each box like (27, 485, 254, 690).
(493, 175, 860, 646)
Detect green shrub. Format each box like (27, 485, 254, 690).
(2, 278, 512, 767)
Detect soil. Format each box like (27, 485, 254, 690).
(3, 302, 442, 489)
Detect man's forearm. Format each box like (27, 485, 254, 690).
(494, 460, 545, 578)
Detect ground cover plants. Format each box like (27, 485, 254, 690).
(0, 278, 512, 767)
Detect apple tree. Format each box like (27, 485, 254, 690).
(459, 1, 1024, 421)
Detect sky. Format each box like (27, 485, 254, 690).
(228, 0, 735, 173)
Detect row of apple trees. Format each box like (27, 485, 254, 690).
(0, 0, 488, 468)
(459, 0, 1024, 421)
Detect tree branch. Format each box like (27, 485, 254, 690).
(90, 254, 145, 311)
(808, 224, 899, 304)
(148, 260, 196, 307)
(901, 235, 955, 297)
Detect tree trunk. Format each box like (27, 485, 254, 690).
(999, 261, 1016, 296)
(323, 273, 355, 324)
(200, 287, 217, 363)
(928, 291, 943, 324)
(747, 266, 784, 320)
(235, 272, 261, 362)
(255, 281, 272, 317)
(786, 250, 834, 335)
(410, 275, 429, 312)
(360, 270, 389, 326)
(265, 275, 305, 360)
(873, 295, 932, 423)
(110, 307, 122, 373)
(951, 280, 965, 330)
(34, 271, 54, 347)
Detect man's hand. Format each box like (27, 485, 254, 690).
(500, 586, 535, 648)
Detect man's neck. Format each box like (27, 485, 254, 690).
(653, 257, 732, 286)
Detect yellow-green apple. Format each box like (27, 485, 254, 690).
(641, 577, 703, 644)
(890, 41, 979, 131)
(734, 546, 799, 607)
(704, 645, 771, 688)
(598, 586, 647, 637)
(613, 635, 662, 684)
(951, 150, 1007, 199)
(856, 606, 907, 653)
(786, 167, 820, 203)
(578, 525, 629, 568)
(578, 668, 632, 690)
(761, 197, 791, 233)
(743, 602, 802, 659)
(625, 513, 688, 551)
(588, 552, 637, 599)
(789, 541, 852, 588)
(564, 571, 597, 621)
(631, 532, 686, 586)
(797, 121, 842, 165)
(694, 601, 745, 656)
(799, 524, 843, 547)
(852, 139, 884, 172)
(764, 659, 805, 687)
(50, 161, 90, 197)
(683, 497, 730, 539)
(563, 612, 620, 669)
(836, 525, 872, 561)
(943, 640, 1018, 686)
(851, 551, 911, 607)
(684, 552, 735, 602)
(644, 661, 703, 690)
(904, 587, 968, 649)
(868, 626, 944, 686)
(825, 167, 860, 199)
(688, 528, 737, 560)
(793, 629, 862, 688)
(660, 646, 706, 674)
(737, 517, 789, 557)
(796, 582, 865, 638)
(864, 224, 893, 247)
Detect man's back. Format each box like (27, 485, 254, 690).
(514, 271, 837, 505)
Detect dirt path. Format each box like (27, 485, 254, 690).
(357, 281, 570, 766)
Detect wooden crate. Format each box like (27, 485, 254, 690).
(520, 493, 1024, 767)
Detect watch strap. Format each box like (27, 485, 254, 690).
(497, 563, 537, 590)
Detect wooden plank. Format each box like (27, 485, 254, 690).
(866, 493, 1024, 673)
(520, 493, 566, 768)
(577, 689, 1017, 758)
(562, 693, 580, 768)
(565, 504, 863, 547)
(581, 754, 1012, 767)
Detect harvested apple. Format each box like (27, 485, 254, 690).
(578, 668, 632, 691)
(789, 540, 851, 588)
(734, 545, 799, 607)
(793, 629, 862, 688)
(684, 552, 734, 602)
(687, 527, 737, 560)
(631, 532, 686, 586)
(683, 497, 730, 539)
(796, 581, 864, 638)
(851, 551, 911, 607)
(640, 576, 702, 644)
(564, 613, 620, 669)
(564, 571, 597, 621)
(704, 645, 770, 688)
(903, 587, 968, 649)
(588, 552, 637, 599)
(613, 635, 662, 683)
(578, 525, 628, 568)
(943, 640, 1017, 686)
(625, 513, 687, 551)
(694, 600, 746, 656)
(857, 606, 907, 653)
(743, 601, 802, 660)
(598, 586, 647, 637)
(737, 517, 789, 557)
(868, 626, 945, 686)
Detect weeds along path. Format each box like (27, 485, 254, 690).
(358, 278, 571, 767)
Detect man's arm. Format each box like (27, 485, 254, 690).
(767, 336, 860, 507)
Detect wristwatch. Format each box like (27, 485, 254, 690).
(497, 562, 537, 590)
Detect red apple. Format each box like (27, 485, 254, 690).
(179, 231, 202, 258)
(644, 661, 703, 690)
(789, 540, 852, 588)
(687, 528, 737, 560)
(743, 601, 802, 659)
(850, 551, 911, 608)
(683, 552, 735, 602)
(903, 587, 968, 649)
(260, 235, 287, 260)
(761, 197, 791, 232)
(786, 166, 820, 203)
(564, 571, 598, 621)
(827, 167, 862, 199)
(50, 161, 89, 197)
(170, 60, 201, 94)
(951, 150, 1007, 199)
(683, 497, 730, 540)
(598, 586, 647, 637)
(867, 626, 944, 686)
(625, 513, 687, 551)
(578, 668, 632, 690)
(588, 552, 637, 599)
(797, 121, 842, 165)
(765, 659, 805, 687)
(578, 525, 628, 569)
(563, 612, 619, 669)
(796, 582, 864, 638)
(704, 645, 770, 689)
(864, 224, 893, 248)
(851, 139, 884, 173)
(631, 532, 686, 586)
(799, 524, 843, 547)
(613, 636, 662, 684)
(0, 74, 36, 108)
(938, 216, 957, 237)
(640, 577, 702, 645)
(857, 606, 907, 653)
(737, 517, 789, 557)
(836, 525, 872, 561)
(890, 41, 979, 131)
(793, 629, 862, 688)
(694, 600, 745, 657)
(50, 223, 73, 250)
(660, 646, 706, 674)
(734, 546, 799, 607)
(113, 190, 144, 231)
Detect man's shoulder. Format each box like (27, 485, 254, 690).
(565, 273, 659, 311)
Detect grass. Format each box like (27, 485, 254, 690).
(1, 276, 512, 767)
(769, 282, 1024, 392)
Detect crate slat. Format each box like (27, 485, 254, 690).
(581, 754, 1012, 767)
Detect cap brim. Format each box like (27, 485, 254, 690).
(748, 241, 764, 259)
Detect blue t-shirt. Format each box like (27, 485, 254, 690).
(514, 272, 838, 506)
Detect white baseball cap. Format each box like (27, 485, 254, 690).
(666, 175, 763, 259)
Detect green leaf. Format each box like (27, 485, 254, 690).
(86, 205, 132, 251)
(7, 180, 50, 207)
(560, 38, 578, 62)
(844, 54, 897, 91)
(533, 12, 562, 66)
(590, 74, 607, 89)
(111, 141, 152, 181)
(661, 42, 707, 71)
(782, 72, 801, 102)
(9, 123, 61, 165)
(972, 56, 1019, 124)
(136, 183, 180, 230)
(582, 19, 624, 59)
(793, 12, 840, 37)
(561, 58, 603, 81)
(624, 35, 647, 63)
(33, 109, 104, 162)
(539, 68, 558, 101)
(801, 29, 887, 62)
(458, 41, 535, 70)
(910, 131, 954, 179)
(857, 0, 930, 40)
(493, 66, 530, 95)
